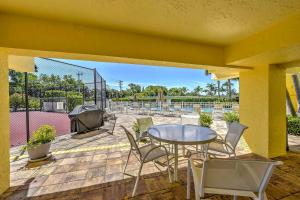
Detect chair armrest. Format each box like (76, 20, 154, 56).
(211, 138, 235, 154)
(215, 134, 225, 141)
(274, 161, 284, 166)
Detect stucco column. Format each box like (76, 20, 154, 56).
(240, 64, 286, 158)
(0, 52, 10, 194)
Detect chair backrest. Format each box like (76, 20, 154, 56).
(225, 122, 248, 149)
(190, 158, 282, 197)
(137, 117, 154, 134)
(120, 125, 141, 156)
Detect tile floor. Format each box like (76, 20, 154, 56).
(2, 113, 300, 199)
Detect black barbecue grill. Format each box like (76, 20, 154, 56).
(68, 105, 104, 134)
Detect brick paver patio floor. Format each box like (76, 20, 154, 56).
(2, 113, 300, 199)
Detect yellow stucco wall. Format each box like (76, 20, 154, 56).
(0, 14, 225, 69)
(0, 52, 10, 194)
(240, 65, 286, 158)
(240, 65, 269, 158)
(8, 55, 35, 72)
(225, 13, 300, 66)
(268, 65, 286, 158)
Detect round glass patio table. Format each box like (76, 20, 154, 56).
(148, 124, 217, 181)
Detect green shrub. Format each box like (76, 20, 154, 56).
(224, 112, 239, 123)
(132, 121, 148, 143)
(23, 125, 56, 150)
(171, 97, 235, 103)
(66, 92, 83, 112)
(10, 93, 24, 111)
(29, 97, 40, 110)
(199, 113, 213, 128)
(44, 90, 66, 97)
(287, 115, 300, 136)
(132, 121, 140, 135)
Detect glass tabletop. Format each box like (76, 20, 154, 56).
(148, 124, 217, 145)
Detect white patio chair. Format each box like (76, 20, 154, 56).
(136, 117, 153, 143)
(137, 117, 174, 151)
(207, 122, 248, 158)
(187, 158, 283, 200)
(120, 125, 173, 197)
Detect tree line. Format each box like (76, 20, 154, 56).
(9, 70, 93, 111)
(107, 80, 238, 99)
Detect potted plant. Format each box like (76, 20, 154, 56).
(132, 121, 140, 139)
(23, 125, 56, 161)
(199, 113, 213, 128)
(223, 112, 239, 128)
(132, 121, 148, 143)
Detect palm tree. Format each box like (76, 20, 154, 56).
(217, 80, 221, 98)
(193, 86, 203, 96)
(222, 78, 239, 99)
(205, 83, 217, 96)
(222, 81, 233, 99)
(205, 70, 221, 99)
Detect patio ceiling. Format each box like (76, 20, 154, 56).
(0, 0, 300, 46)
(0, 0, 300, 73)
(8, 55, 35, 72)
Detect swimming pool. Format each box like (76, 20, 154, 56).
(146, 106, 232, 113)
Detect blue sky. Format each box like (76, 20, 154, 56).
(41, 58, 238, 91)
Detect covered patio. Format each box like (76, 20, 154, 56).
(3, 114, 300, 199)
(1, 1, 300, 199)
(2, 114, 300, 199)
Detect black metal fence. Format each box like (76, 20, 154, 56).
(9, 57, 107, 146)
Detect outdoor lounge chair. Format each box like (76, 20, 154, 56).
(187, 158, 282, 200)
(120, 126, 172, 197)
(206, 122, 248, 158)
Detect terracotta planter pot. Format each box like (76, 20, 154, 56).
(28, 142, 51, 160)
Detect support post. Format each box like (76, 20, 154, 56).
(100, 77, 103, 110)
(82, 84, 85, 105)
(104, 80, 107, 108)
(240, 64, 286, 158)
(24, 72, 30, 142)
(93, 68, 97, 106)
(0, 52, 10, 194)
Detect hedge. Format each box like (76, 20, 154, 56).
(29, 97, 41, 110)
(10, 93, 24, 111)
(44, 90, 66, 98)
(66, 92, 83, 111)
(287, 115, 300, 136)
